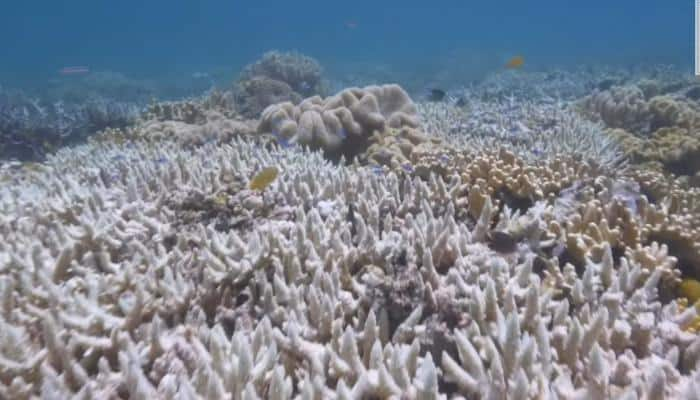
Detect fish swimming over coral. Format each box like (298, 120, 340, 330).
(249, 166, 279, 191)
(59, 66, 90, 75)
(679, 278, 700, 304)
(505, 55, 525, 69)
(427, 88, 447, 102)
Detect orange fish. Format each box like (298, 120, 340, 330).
(505, 56, 524, 69)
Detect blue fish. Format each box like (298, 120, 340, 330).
(439, 154, 450, 163)
(371, 166, 384, 176)
(272, 130, 294, 148)
(153, 156, 168, 164)
(401, 163, 414, 173)
(532, 148, 543, 156)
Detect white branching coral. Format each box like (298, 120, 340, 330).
(417, 98, 625, 169)
(0, 131, 698, 399)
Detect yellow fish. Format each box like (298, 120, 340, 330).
(212, 193, 229, 206)
(679, 278, 700, 304)
(249, 166, 279, 191)
(505, 55, 525, 69)
(22, 162, 43, 172)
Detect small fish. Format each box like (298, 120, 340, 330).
(212, 193, 228, 207)
(505, 56, 525, 69)
(249, 166, 279, 191)
(427, 89, 446, 102)
(439, 154, 450, 163)
(337, 128, 347, 139)
(192, 72, 210, 79)
(488, 231, 518, 253)
(272, 131, 293, 148)
(153, 157, 168, 164)
(596, 79, 617, 91)
(532, 148, 543, 157)
(299, 81, 311, 92)
(678, 278, 700, 304)
(345, 21, 358, 29)
(347, 203, 357, 238)
(59, 66, 90, 75)
(371, 166, 384, 176)
(22, 162, 43, 172)
(112, 154, 126, 162)
(401, 163, 414, 173)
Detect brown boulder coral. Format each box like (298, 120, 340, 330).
(258, 84, 430, 163)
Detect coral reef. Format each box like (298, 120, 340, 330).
(234, 51, 326, 118)
(2, 61, 700, 399)
(0, 125, 699, 397)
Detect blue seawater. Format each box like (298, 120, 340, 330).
(0, 0, 691, 88)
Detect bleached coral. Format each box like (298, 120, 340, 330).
(417, 98, 625, 168)
(0, 131, 698, 398)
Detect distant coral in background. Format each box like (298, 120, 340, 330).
(239, 50, 324, 96)
(45, 70, 157, 104)
(579, 78, 700, 177)
(144, 89, 237, 124)
(234, 76, 303, 119)
(418, 97, 625, 169)
(234, 51, 326, 118)
(0, 87, 142, 161)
